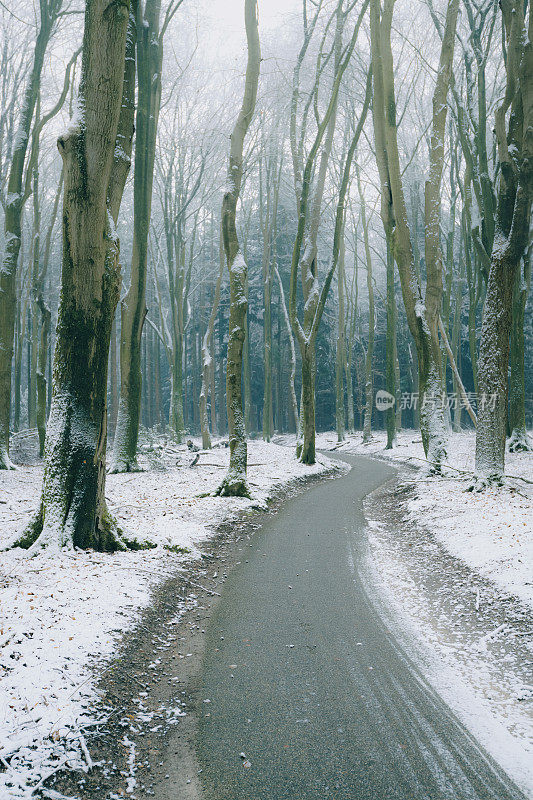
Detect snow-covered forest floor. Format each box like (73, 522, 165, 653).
(312, 429, 533, 608)
(0, 434, 341, 798)
(1, 429, 531, 797)
(308, 428, 533, 794)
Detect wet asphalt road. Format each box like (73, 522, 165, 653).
(196, 453, 525, 800)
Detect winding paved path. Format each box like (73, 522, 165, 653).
(196, 453, 525, 799)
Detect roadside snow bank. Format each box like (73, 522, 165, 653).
(0, 436, 340, 798)
(314, 430, 533, 608)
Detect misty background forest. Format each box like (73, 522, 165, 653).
(0, 0, 531, 532)
(0, 0, 532, 797)
(0, 0, 533, 506)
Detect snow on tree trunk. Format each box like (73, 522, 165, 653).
(16, 0, 134, 551)
(475, 249, 516, 481)
(370, 0, 459, 470)
(475, 0, 532, 482)
(215, 0, 260, 498)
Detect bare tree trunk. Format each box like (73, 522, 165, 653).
(385, 242, 396, 448)
(28, 134, 41, 432)
(109, 314, 119, 437)
(35, 297, 50, 459)
(335, 235, 346, 443)
(509, 250, 532, 451)
(217, 302, 226, 435)
(243, 300, 252, 435)
(35, 165, 63, 457)
(0, 0, 60, 469)
(474, 0, 532, 483)
(290, 3, 369, 463)
(200, 234, 224, 449)
(370, 0, 459, 469)
(344, 232, 358, 434)
(275, 267, 299, 433)
(13, 293, 22, 433)
(112, 0, 163, 471)
(15, 0, 135, 551)
(394, 336, 401, 432)
(215, 0, 260, 497)
(14, 244, 29, 434)
(358, 164, 374, 442)
(296, 7, 344, 463)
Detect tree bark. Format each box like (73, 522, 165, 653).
(508, 251, 532, 451)
(335, 235, 346, 443)
(0, 0, 60, 469)
(275, 267, 299, 433)
(474, 0, 533, 482)
(290, 2, 369, 463)
(215, 0, 260, 497)
(200, 232, 224, 449)
(385, 242, 396, 448)
(370, 0, 459, 469)
(112, 0, 163, 471)
(35, 166, 63, 457)
(358, 164, 374, 442)
(16, 0, 135, 551)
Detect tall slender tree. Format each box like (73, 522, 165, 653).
(0, 0, 64, 469)
(289, 0, 369, 464)
(215, 0, 260, 497)
(112, 0, 184, 472)
(370, 0, 459, 469)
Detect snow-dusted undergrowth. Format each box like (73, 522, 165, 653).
(0, 436, 340, 798)
(313, 429, 533, 608)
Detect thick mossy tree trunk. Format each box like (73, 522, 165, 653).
(474, 0, 532, 482)
(215, 0, 260, 498)
(0, 2, 59, 469)
(112, 0, 163, 472)
(16, 0, 135, 551)
(508, 253, 532, 451)
(475, 254, 520, 481)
